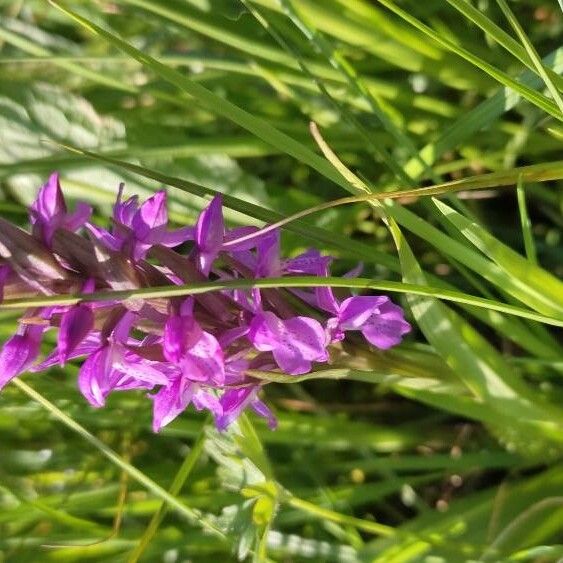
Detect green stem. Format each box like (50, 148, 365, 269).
(12, 379, 225, 539)
(127, 422, 209, 563)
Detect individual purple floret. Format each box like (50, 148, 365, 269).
(86, 185, 193, 261)
(30, 172, 92, 247)
(0, 173, 411, 432)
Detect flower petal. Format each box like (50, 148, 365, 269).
(151, 377, 195, 432)
(132, 190, 168, 239)
(338, 296, 389, 330)
(361, 300, 411, 349)
(0, 324, 43, 389)
(58, 304, 94, 364)
(195, 195, 224, 274)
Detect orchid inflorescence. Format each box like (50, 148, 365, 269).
(0, 173, 411, 431)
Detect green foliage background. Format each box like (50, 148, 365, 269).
(0, 1, 562, 561)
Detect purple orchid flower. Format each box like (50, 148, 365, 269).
(327, 295, 411, 349)
(87, 186, 193, 261)
(248, 311, 328, 375)
(0, 173, 413, 433)
(193, 194, 266, 276)
(58, 278, 96, 365)
(0, 321, 45, 390)
(216, 386, 277, 431)
(29, 172, 92, 247)
(77, 312, 170, 407)
(163, 298, 225, 386)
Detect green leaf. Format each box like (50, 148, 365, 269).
(433, 198, 563, 318)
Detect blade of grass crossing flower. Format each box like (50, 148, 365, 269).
(2, 277, 562, 327)
(373, 0, 563, 121)
(11, 379, 226, 539)
(495, 0, 563, 114)
(516, 175, 538, 265)
(55, 144, 399, 270)
(433, 198, 563, 318)
(47, 1, 352, 192)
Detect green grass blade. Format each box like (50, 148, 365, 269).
(11, 379, 226, 539)
(48, 1, 350, 191)
(387, 220, 563, 452)
(127, 422, 208, 563)
(374, 0, 563, 121)
(404, 47, 563, 179)
(496, 0, 563, 114)
(445, 0, 563, 93)
(1, 276, 562, 327)
(433, 198, 563, 318)
(516, 175, 538, 265)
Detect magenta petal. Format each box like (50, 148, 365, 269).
(249, 312, 328, 375)
(78, 347, 112, 407)
(251, 399, 277, 429)
(182, 332, 225, 385)
(195, 195, 224, 274)
(132, 190, 168, 238)
(192, 389, 221, 417)
(115, 352, 170, 386)
(338, 296, 389, 330)
(151, 377, 195, 432)
(113, 186, 139, 226)
(163, 314, 202, 363)
(256, 231, 281, 277)
(216, 387, 255, 431)
(30, 172, 66, 223)
(361, 301, 411, 349)
(0, 324, 43, 389)
(58, 304, 94, 364)
(65, 202, 92, 231)
(32, 332, 102, 371)
(85, 223, 122, 252)
(156, 226, 194, 247)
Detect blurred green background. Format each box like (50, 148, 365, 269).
(0, 1, 562, 561)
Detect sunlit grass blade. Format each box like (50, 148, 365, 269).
(495, 0, 563, 114)
(127, 422, 208, 563)
(445, 0, 563, 93)
(374, 0, 563, 121)
(404, 46, 563, 179)
(433, 198, 563, 318)
(1, 276, 562, 327)
(516, 175, 538, 265)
